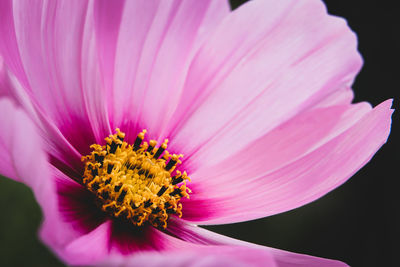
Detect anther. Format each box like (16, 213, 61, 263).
(94, 154, 105, 166)
(152, 207, 161, 214)
(147, 140, 157, 153)
(157, 186, 168, 196)
(117, 190, 127, 202)
(126, 162, 135, 170)
(144, 200, 152, 208)
(162, 151, 170, 161)
(165, 154, 182, 171)
(107, 164, 114, 174)
(172, 175, 184, 185)
(109, 141, 118, 154)
(170, 188, 182, 197)
(133, 130, 147, 151)
(154, 139, 168, 159)
(116, 128, 125, 141)
(91, 168, 98, 177)
(166, 208, 176, 214)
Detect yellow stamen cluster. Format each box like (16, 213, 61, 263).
(82, 129, 190, 229)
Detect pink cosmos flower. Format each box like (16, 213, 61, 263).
(0, 0, 393, 266)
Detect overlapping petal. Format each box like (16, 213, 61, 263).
(166, 220, 348, 267)
(102, 0, 230, 140)
(0, 98, 67, 253)
(0, 57, 84, 177)
(49, 170, 278, 266)
(166, 0, 362, 170)
(103, 246, 277, 267)
(0, 98, 47, 184)
(0, 0, 110, 155)
(181, 100, 393, 224)
(0, 0, 231, 171)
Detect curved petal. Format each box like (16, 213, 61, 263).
(165, 0, 362, 170)
(59, 219, 277, 267)
(0, 56, 85, 177)
(0, 0, 111, 155)
(0, 98, 66, 256)
(102, 246, 277, 267)
(49, 168, 187, 265)
(313, 86, 354, 108)
(0, 98, 47, 185)
(106, 0, 230, 141)
(0, 57, 34, 112)
(54, 216, 195, 265)
(181, 100, 393, 224)
(0, 99, 351, 267)
(51, 168, 275, 267)
(0, 0, 29, 89)
(166, 219, 348, 267)
(62, 220, 112, 265)
(38, 167, 97, 256)
(53, 169, 107, 236)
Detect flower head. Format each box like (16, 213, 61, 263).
(0, 0, 393, 266)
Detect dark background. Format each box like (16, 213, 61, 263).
(0, 1, 398, 266)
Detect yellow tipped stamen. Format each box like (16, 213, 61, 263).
(82, 128, 190, 229)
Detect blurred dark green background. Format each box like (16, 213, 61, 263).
(0, 1, 398, 266)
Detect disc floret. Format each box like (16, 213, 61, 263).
(82, 129, 190, 229)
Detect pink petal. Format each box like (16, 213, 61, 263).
(93, 0, 125, 105)
(106, 246, 277, 267)
(61, 219, 277, 267)
(0, 0, 111, 155)
(166, 0, 362, 170)
(52, 169, 275, 266)
(0, 98, 47, 185)
(50, 169, 187, 265)
(0, 0, 29, 89)
(61, 221, 112, 265)
(0, 57, 37, 119)
(313, 86, 354, 108)
(39, 167, 93, 253)
(181, 100, 393, 224)
(0, 98, 68, 253)
(165, 219, 348, 267)
(39, 167, 111, 265)
(108, 0, 230, 140)
(55, 218, 194, 265)
(0, 57, 85, 177)
(54, 169, 107, 235)
(49, 167, 343, 267)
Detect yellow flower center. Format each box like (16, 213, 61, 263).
(82, 129, 191, 229)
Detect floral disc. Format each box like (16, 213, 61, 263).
(82, 129, 191, 229)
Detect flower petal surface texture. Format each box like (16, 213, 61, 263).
(0, 0, 393, 266)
